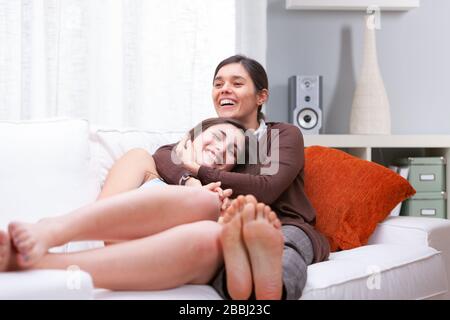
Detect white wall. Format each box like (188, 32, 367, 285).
(266, 0, 450, 134)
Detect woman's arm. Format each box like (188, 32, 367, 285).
(196, 125, 304, 204)
(152, 125, 304, 205)
(152, 144, 195, 185)
(97, 148, 158, 200)
(153, 125, 304, 205)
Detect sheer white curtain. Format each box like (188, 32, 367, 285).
(0, 0, 266, 131)
(236, 0, 267, 67)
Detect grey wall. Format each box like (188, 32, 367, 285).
(266, 0, 450, 134)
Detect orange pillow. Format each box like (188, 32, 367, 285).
(304, 146, 416, 252)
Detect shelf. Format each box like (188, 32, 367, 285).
(303, 134, 450, 219)
(286, 0, 420, 11)
(304, 135, 450, 148)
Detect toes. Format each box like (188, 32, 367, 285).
(8, 223, 19, 238)
(8, 223, 29, 243)
(11, 232, 29, 248)
(237, 195, 246, 210)
(0, 231, 9, 245)
(268, 211, 277, 223)
(231, 213, 242, 227)
(267, 211, 282, 229)
(12, 231, 31, 246)
(244, 195, 257, 206)
(242, 203, 256, 223)
(230, 198, 240, 210)
(0, 231, 12, 271)
(256, 203, 265, 219)
(274, 219, 282, 229)
(264, 206, 271, 220)
(8, 222, 23, 235)
(223, 204, 237, 224)
(225, 205, 236, 216)
(222, 212, 232, 224)
(15, 239, 34, 253)
(16, 253, 31, 267)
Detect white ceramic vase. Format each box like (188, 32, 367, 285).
(350, 14, 391, 135)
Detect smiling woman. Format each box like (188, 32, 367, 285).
(152, 55, 331, 301)
(212, 56, 269, 130)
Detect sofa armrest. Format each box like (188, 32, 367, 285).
(369, 216, 450, 250)
(369, 216, 450, 299)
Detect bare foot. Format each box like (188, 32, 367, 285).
(242, 202, 284, 300)
(0, 230, 13, 271)
(8, 219, 61, 268)
(220, 195, 257, 300)
(220, 195, 247, 225)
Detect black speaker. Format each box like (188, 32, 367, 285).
(288, 75, 322, 134)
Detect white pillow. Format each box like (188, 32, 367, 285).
(0, 118, 100, 230)
(91, 127, 184, 187)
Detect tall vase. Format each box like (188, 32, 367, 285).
(350, 13, 391, 135)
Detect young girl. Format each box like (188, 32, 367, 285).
(0, 118, 246, 278)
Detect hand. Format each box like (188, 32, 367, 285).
(175, 136, 200, 175)
(203, 182, 233, 215)
(185, 177, 202, 187)
(203, 182, 232, 198)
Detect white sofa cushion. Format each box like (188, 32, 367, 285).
(0, 270, 94, 300)
(301, 244, 448, 300)
(92, 244, 447, 300)
(369, 217, 450, 249)
(94, 285, 222, 300)
(369, 216, 450, 299)
(90, 127, 184, 187)
(0, 118, 99, 230)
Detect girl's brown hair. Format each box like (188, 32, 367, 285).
(187, 117, 247, 141)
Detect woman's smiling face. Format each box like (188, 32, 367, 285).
(212, 63, 265, 128)
(192, 123, 245, 171)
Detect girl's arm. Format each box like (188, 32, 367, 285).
(152, 144, 194, 185)
(97, 148, 158, 200)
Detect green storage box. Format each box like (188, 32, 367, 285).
(397, 157, 446, 192)
(401, 191, 447, 219)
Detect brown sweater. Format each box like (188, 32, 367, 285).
(153, 122, 330, 263)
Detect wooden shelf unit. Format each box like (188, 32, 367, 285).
(286, 0, 420, 11)
(303, 135, 450, 218)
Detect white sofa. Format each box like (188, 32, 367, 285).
(0, 118, 449, 300)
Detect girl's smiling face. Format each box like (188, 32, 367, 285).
(192, 123, 245, 171)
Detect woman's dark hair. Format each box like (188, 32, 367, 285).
(187, 117, 247, 141)
(213, 55, 268, 123)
